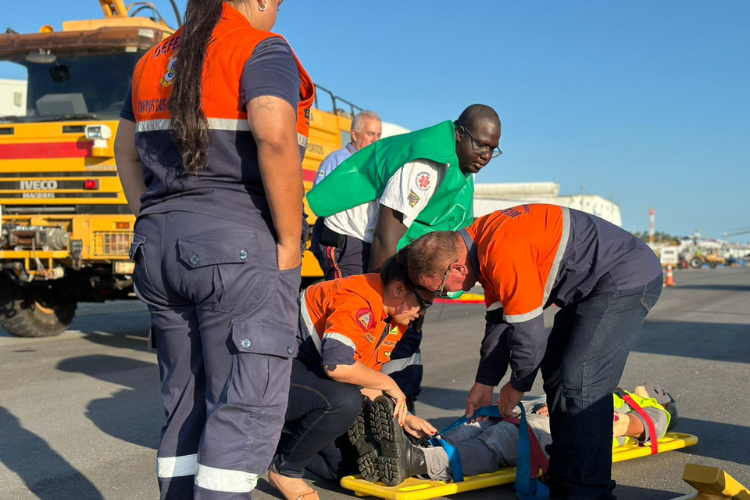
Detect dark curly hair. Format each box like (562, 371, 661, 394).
(168, 0, 226, 173)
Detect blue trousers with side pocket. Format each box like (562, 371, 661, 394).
(130, 211, 303, 500)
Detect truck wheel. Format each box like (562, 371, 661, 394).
(0, 279, 77, 338)
(690, 257, 704, 269)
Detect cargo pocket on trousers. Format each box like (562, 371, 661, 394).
(226, 320, 297, 409)
(178, 230, 258, 312)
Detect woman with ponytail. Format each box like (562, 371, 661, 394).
(114, 1, 314, 499)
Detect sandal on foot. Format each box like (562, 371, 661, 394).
(267, 470, 320, 500)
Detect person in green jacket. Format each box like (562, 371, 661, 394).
(308, 104, 501, 412)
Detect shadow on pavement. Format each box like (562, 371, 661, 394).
(57, 355, 161, 450)
(0, 406, 105, 500)
(677, 417, 750, 467)
(633, 320, 750, 364)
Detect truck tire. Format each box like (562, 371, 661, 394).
(0, 279, 77, 338)
(690, 257, 704, 269)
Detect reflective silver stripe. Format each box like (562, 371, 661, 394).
(380, 352, 423, 375)
(322, 333, 357, 350)
(136, 119, 309, 149)
(544, 206, 571, 304)
(194, 464, 258, 493)
(156, 454, 197, 478)
(504, 306, 544, 324)
(208, 118, 250, 131)
(299, 289, 322, 353)
(136, 118, 171, 133)
(136, 118, 250, 132)
(487, 302, 503, 312)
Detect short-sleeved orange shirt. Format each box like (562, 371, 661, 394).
(300, 274, 404, 370)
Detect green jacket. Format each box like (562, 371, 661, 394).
(307, 121, 474, 250)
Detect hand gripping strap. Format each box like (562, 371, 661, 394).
(617, 389, 659, 455)
(512, 404, 549, 500)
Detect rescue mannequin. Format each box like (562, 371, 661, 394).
(361, 383, 677, 486)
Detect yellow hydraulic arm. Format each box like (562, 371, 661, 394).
(100, 0, 129, 17)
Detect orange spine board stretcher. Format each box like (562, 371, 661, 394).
(340, 432, 699, 500)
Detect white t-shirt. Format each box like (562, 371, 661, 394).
(324, 158, 447, 243)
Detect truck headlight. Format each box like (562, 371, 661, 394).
(85, 125, 112, 140)
(113, 261, 135, 275)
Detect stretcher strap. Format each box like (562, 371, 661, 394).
(512, 404, 549, 500)
(619, 391, 659, 455)
(502, 417, 548, 476)
(428, 406, 501, 482)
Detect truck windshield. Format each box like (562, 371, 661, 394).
(0, 51, 142, 122)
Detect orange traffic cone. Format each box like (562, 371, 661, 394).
(664, 265, 676, 287)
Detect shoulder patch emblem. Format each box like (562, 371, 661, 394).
(160, 53, 178, 87)
(356, 308, 374, 332)
(416, 171, 431, 191)
(407, 190, 420, 207)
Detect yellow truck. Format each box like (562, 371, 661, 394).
(0, 1, 355, 337)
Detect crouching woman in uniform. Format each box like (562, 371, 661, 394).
(268, 257, 436, 500)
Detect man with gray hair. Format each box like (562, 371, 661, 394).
(311, 110, 382, 279)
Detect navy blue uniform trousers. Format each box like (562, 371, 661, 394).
(540, 274, 663, 500)
(131, 211, 302, 500)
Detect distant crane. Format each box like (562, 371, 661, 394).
(723, 227, 750, 238)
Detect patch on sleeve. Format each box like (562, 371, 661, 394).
(415, 171, 431, 191)
(407, 190, 420, 207)
(356, 308, 374, 332)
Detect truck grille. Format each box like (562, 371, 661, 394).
(93, 231, 133, 257)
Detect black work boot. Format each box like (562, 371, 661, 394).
(347, 397, 380, 482)
(371, 396, 427, 486)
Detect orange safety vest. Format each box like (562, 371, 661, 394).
(302, 274, 406, 371)
(131, 3, 314, 147)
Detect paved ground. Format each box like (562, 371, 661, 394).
(1, 267, 748, 500)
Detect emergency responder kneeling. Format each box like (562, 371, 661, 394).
(268, 257, 436, 500)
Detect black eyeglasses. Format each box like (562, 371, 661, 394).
(434, 259, 459, 298)
(460, 127, 502, 159)
(413, 291, 433, 313)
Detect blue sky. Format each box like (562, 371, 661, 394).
(2, 1, 748, 240)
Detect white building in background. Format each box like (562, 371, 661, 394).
(0, 79, 27, 116)
(474, 182, 622, 227)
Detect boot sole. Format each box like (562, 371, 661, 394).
(371, 397, 409, 486)
(347, 403, 380, 483)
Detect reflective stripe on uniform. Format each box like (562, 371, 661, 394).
(380, 352, 423, 375)
(504, 305, 544, 324)
(543, 206, 570, 304)
(136, 118, 309, 148)
(194, 463, 258, 493)
(299, 289, 322, 354)
(156, 454, 197, 478)
(487, 302, 503, 312)
(322, 333, 356, 350)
